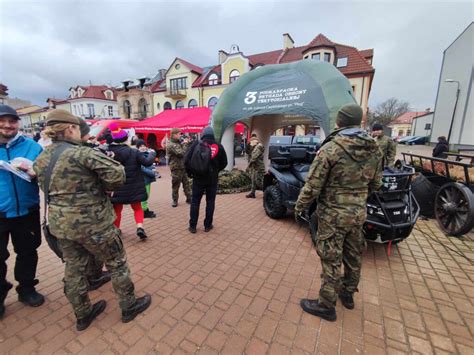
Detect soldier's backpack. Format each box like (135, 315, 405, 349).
(188, 141, 212, 176)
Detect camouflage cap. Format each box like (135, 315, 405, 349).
(336, 103, 363, 128)
(46, 109, 80, 126)
(79, 118, 90, 138)
(170, 128, 181, 135)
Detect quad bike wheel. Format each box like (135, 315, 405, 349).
(434, 182, 474, 236)
(263, 185, 287, 219)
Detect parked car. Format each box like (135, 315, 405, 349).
(405, 136, 428, 145)
(398, 136, 416, 144)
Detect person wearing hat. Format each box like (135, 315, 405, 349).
(432, 136, 449, 158)
(246, 133, 265, 198)
(371, 123, 396, 168)
(107, 123, 156, 239)
(295, 103, 383, 322)
(34, 110, 151, 331)
(184, 126, 227, 233)
(0, 104, 45, 319)
(136, 139, 157, 218)
(166, 128, 192, 207)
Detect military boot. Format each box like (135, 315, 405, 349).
(17, 281, 45, 307)
(339, 291, 355, 310)
(300, 299, 336, 322)
(172, 201, 178, 207)
(122, 294, 152, 323)
(0, 282, 13, 319)
(88, 271, 111, 291)
(76, 300, 107, 331)
(246, 192, 256, 198)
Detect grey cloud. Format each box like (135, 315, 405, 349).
(0, 0, 472, 111)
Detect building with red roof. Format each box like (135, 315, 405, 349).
(146, 33, 375, 130)
(389, 111, 431, 138)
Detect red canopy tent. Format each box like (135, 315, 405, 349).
(132, 107, 245, 153)
(133, 107, 213, 133)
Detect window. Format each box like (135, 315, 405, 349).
(157, 102, 160, 111)
(208, 73, 218, 86)
(87, 104, 95, 117)
(398, 130, 404, 136)
(208, 97, 218, 110)
(424, 123, 432, 130)
(108, 106, 113, 116)
(163, 101, 172, 110)
(105, 90, 113, 100)
(324, 53, 331, 62)
(73, 105, 77, 115)
(138, 98, 147, 118)
(351, 86, 356, 93)
(70, 90, 76, 98)
(170, 77, 187, 91)
(229, 70, 240, 83)
(123, 100, 131, 118)
(311, 53, 320, 60)
(336, 57, 348, 68)
(406, 129, 411, 136)
(188, 99, 198, 108)
(176, 100, 184, 109)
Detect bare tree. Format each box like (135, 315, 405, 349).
(368, 98, 410, 127)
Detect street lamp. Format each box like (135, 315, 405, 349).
(445, 79, 460, 147)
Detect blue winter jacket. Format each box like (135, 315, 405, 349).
(0, 135, 43, 218)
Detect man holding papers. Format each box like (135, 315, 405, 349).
(0, 104, 45, 319)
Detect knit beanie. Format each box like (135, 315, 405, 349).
(170, 128, 181, 135)
(110, 122, 128, 142)
(201, 126, 214, 139)
(46, 109, 80, 126)
(136, 139, 146, 148)
(79, 119, 90, 138)
(372, 123, 383, 131)
(335, 103, 363, 128)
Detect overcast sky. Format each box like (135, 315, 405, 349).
(0, 0, 472, 111)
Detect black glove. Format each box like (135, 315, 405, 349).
(294, 209, 309, 225)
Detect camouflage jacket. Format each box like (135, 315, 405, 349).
(166, 138, 188, 171)
(248, 143, 265, 172)
(33, 140, 125, 239)
(374, 134, 397, 168)
(295, 127, 383, 226)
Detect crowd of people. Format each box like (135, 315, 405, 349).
(1, 101, 423, 330)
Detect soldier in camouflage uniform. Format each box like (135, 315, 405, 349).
(371, 123, 397, 168)
(246, 134, 265, 198)
(295, 104, 383, 322)
(166, 128, 191, 207)
(34, 110, 151, 331)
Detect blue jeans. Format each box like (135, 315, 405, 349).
(189, 182, 217, 228)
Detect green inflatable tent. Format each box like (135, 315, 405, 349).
(211, 60, 357, 141)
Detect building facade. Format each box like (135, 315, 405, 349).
(431, 22, 473, 148)
(411, 112, 434, 137)
(68, 85, 118, 119)
(148, 33, 375, 132)
(389, 111, 431, 138)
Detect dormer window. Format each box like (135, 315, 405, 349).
(323, 53, 331, 62)
(208, 73, 218, 86)
(336, 57, 348, 68)
(229, 70, 240, 83)
(104, 90, 113, 100)
(70, 89, 76, 98)
(77, 88, 84, 97)
(311, 53, 320, 60)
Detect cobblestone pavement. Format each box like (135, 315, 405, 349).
(1, 157, 473, 354)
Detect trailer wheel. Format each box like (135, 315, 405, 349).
(435, 182, 474, 236)
(263, 185, 287, 219)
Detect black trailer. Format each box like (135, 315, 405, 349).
(402, 153, 474, 236)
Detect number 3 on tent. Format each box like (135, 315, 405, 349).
(244, 92, 257, 105)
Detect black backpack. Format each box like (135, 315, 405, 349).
(188, 141, 212, 176)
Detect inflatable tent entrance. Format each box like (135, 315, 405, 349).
(210, 60, 357, 170)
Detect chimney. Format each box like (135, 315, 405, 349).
(218, 50, 228, 64)
(283, 33, 294, 49)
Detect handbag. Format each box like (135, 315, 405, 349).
(42, 143, 71, 262)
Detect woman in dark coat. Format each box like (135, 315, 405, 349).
(432, 136, 449, 158)
(108, 124, 156, 240)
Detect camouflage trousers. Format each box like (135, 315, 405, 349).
(315, 218, 366, 308)
(249, 169, 264, 194)
(171, 169, 191, 203)
(58, 226, 136, 319)
(86, 254, 104, 280)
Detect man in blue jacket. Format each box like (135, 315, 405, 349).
(0, 104, 45, 319)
